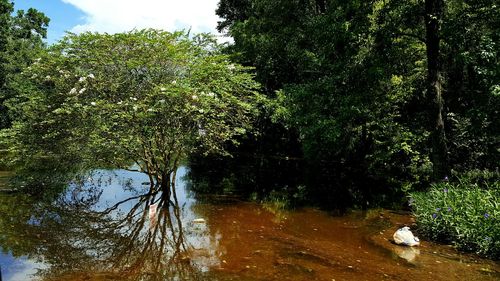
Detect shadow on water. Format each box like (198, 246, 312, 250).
(187, 150, 404, 212)
(0, 168, 499, 281)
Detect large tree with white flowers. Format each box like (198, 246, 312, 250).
(2, 29, 263, 196)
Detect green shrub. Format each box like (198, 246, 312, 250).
(410, 175, 499, 259)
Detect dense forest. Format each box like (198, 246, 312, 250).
(0, 0, 498, 258)
(200, 0, 499, 207)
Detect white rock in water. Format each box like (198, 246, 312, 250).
(393, 226, 420, 246)
(192, 218, 206, 224)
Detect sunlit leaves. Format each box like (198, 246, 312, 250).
(6, 29, 263, 190)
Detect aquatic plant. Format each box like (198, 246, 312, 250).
(410, 174, 499, 259)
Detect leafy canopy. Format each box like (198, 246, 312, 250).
(4, 29, 263, 189)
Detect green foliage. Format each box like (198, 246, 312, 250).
(216, 0, 252, 32)
(217, 0, 499, 208)
(261, 184, 307, 210)
(442, 0, 500, 172)
(217, 0, 433, 206)
(0, 0, 49, 130)
(410, 175, 500, 259)
(262, 190, 290, 212)
(2, 30, 263, 193)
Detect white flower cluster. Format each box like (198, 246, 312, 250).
(69, 87, 87, 95)
(77, 74, 94, 83)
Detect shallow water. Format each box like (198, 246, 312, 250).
(0, 168, 498, 281)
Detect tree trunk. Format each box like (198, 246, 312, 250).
(425, 0, 449, 180)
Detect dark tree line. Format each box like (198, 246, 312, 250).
(207, 0, 499, 208)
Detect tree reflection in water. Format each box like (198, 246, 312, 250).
(0, 169, 221, 281)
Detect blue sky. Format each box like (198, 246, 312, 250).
(0, 251, 45, 281)
(12, 0, 223, 44)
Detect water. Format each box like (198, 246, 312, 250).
(0, 168, 498, 281)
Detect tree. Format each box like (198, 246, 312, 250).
(0, 0, 14, 90)
(0, 0, 49, 130)
(216, 0, 498, 208)
(4, 30, 263, 197)
(425, 0, 449, 180)
(441, 0, 499, 172)
(216, 0, 252, 33)
(216, 0, 433, 207)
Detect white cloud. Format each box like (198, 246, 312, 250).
(62, 0, 224, 37)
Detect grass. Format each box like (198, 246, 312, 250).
(410, 173, 499, 259)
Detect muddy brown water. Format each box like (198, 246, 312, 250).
(0, 168, 498, 281)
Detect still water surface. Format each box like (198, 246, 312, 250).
(0, 168, 498, 280)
